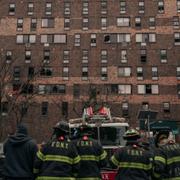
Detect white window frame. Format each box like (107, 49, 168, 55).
(74, 34, 81, 46)
(118, 67, 131, 77)
(117, 17, 130, 27)
(177, 67, 180, 79)
(137, 67, 143, 80)
(118, 84, 131, 94)
(62, 67, 69, 80)
(152, 67, 158, 80)
(121, 50, 127, 63)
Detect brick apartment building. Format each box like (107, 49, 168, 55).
(0, 0, 180, 141)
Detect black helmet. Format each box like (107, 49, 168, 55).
(53, 121, 69, 135)
(155, 130, 170, 147)
(79, 124, 92, 136)
(123, 129, 140, 140)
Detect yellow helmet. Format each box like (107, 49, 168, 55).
(123, 129, 140, 140)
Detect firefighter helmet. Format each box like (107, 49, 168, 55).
(123, 129, 140, 140)
(155, 130, 170, 147)
(53, 121, 69, 134)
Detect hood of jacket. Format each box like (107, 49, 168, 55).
(8, 133, 32, 146)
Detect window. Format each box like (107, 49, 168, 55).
(16, 35, 36, 44)
(40, 34, 66, 44)
(117, 17, 130, 27)
(135, 17, 141, 27)
(110, 84, 118, 94)
(55, 34, 67, 43)
(136, 33, 156, 44)
(101, 17, 107, 30)
(82, 50, 88, 63)
(176, 67, 180, 79)
(64, 18, 70, 30)
(62, 67, 69, 80)
(73, 84, 80, 98)
(13, 66, 21, 81)
(62, 102, 68, 118)
(163, 102, 170, 113)
(22, 84, 34, 94)
(160, 49, 167, 63)
(173, 16, 180, 29)
(41, 18, 54, 28)
(27, 2, 34, 15)
(101, 67, 108, 80)
(121, 50, 127, 63)
(25, 50, 31, 63)
(17, 18, 23, 31)
(91, 34, 96, 46)
(118, 67, 131, 77)
(74, 34, 81, 46)
(140, 49, 147, 62)
(21, 84, 34, 94)
(6, 50, 12, 63)
(101, 0, 107, 14)
(9, 3, 15, 15)
(1, 102, 8, 116)
(117, 34, 130, 43)
(139, 1, 145, 14)
(177, 0, 180, 12)
(138, 84, 159, 94)
(43, 50, 50, 63)
(142, 102, 149, 110)
(137, 67, 143, 80)
(39, 84, 66, 94)
(177, 84, 180, 97)
(63, 50, 70, 63)
(41, 102, 48, 116)
(149, 17, 155, 29)
(28, 67, 34, 79)
(45, 2, 52, 15)
(174, 33, 180, 45)
(152, 67, 158, 80)
(104, 34, 130, 43)
(82, 2, 88, 15)
(64, 2, 71, 15)
(118, 84, 131, 94)
(40, 67, 52, 76)
(82, 67, 88, 80)
(82, 18, 89, 30)
(21, 83, 34, 94)
(52, 85, 66, 94)
(122, 102, 129, 117)
(120, 0, 126, 14)
(30, 18, 37, 31)
(101, 50, 108, 63)
(158, 0, 164, 13)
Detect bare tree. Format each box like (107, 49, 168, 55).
(0, 49, 43, 140)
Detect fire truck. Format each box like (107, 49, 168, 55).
(69, 106, 129, 180)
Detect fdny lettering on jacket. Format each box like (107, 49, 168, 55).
(51, 141, 69, 149)
(127, 149, 143, 156)
(77, 140, 93, 147)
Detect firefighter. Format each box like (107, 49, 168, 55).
(33, 121, 80, 180)
(74, 124, 107, 180)
(110, 129, 153, 180)
(153, 130, 180, 179)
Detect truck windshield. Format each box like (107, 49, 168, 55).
(91, 126, 126, 146)
(70, 125, 127, 146)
